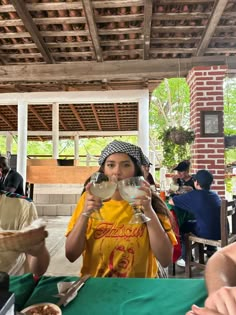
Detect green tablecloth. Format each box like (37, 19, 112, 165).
(9, 273, 36, 311)
(17, 276, 207, 315)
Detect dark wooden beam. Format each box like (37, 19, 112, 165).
(0, 111, 15, 129)
(10, 0, 54, 64)
(69, 105, 86, 131)
(0, 57, 235, 83)
(82, 0, 103, 62)
(143, 0, 153, 60)
(7, 105, 34, 131)
(29, 105, 50, 130)
(91, 104, 102, 131)
(196, 0, 230, 56)
(114, 104, 121, 130)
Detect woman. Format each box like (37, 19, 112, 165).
(65, 140, 177, 278)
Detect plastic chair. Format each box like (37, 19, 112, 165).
(185, 198, 236, 278)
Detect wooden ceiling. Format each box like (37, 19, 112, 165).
(0, 0, 236, 140)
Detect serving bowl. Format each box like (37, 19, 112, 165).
(21, 303, 61, 315)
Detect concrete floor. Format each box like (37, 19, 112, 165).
(43, 215, 203, 278)
(42, 216, 82, 276)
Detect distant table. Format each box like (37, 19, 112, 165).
(11, 275, 207, 315)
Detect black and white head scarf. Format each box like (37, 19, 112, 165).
(142, 154, 152, 166)
(98, 140, 146, 166)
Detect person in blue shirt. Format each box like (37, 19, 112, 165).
(169, 170, 221, 267)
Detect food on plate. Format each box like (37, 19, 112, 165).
(21, 303, 61, 315)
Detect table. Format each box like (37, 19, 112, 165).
(10, 275, 207, 315)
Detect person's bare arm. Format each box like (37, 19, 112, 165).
(205, 243, 236, 294)
(186, 243, 236, 315)
(145, 208, 173, 267)
(65, 214, 90, 262)
(26, 242, 50, 276)
(65, 187, 102, 262)
(137, 182, 173, 267)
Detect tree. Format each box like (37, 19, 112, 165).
(150, 78, 192, 169)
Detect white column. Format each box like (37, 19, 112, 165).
(138, 92, 149, 155)
(74, 134, 79, 162)
(52, 103, 59, 159)
(17, 99, 28, 185)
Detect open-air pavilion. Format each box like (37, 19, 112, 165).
(0, 0, 236, 197)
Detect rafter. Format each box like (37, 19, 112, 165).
(143, 0, 153, 60)
(10, 0, 54, 64)
(0, 112, 15, 129)
(114, 104, 121, 130)
(29, 105, 50, 130)
(82, 0, 103, 62)
(7, 105, 35, 132)
(69, 105, 86, 131)
(196, 0, 230, 56)
(91, 104, 102, 131)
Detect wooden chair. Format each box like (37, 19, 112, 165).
(185, 198, 236, 278)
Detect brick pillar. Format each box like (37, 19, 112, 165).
(187, 65, 227, 198)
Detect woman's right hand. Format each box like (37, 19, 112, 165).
(82, 182, 103, 216)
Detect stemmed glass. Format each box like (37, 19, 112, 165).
(118, 176, 151, 224)
(84, 172, 117, 220)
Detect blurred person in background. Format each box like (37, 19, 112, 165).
(0, 191, 50, 276)
(0, 156, 24, 195)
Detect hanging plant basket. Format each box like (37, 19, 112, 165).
(169, 129, 194, 145)
(158, 127, 195, 169)
(165, 127, 195, 145)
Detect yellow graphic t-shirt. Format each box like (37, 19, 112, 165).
(66, 192, 177, 278)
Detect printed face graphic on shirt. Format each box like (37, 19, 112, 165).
(108, 244, 135, 277)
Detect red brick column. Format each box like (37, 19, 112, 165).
(187, 65, 227, 197)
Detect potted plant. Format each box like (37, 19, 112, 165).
(159, 126, 195, 169)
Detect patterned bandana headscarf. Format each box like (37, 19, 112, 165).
(142, 154, 152, 166)
(98, 140, 146, 166)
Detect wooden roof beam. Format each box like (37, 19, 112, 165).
(82, 0, 103, 62)
(0, 112, 15, 129)
(0, 1, 144, 13)
(47, 104, 68, 131)
(196, 0, 230, 56)
(91, 104, 102, 131)
(7, 105, 35, 131)
(69, 105, 86, 131)
(114, 104, 121, 130)
(0, 57, 236, 83)
(10, 0, 54, 64)
(143, 0, 153, 60)
(29, 105, 50, 130)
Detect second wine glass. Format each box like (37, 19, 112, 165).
(118, 176, 151, 224)
(85, 172, 117, 220)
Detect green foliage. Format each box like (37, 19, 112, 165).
(158, 126, 195, 168)
(150, 78, 192, 169)
(224, 78, 236, 135)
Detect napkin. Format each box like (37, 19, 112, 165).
(57, 281, 79, 306)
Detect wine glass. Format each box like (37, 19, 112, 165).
(170, 182, 179, 193)
(118, 176, 151, 224)
(84, 172, 117, 220)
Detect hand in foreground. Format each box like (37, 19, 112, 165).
(186, 286, 236, 315)
(25, 240, 47, 257)
(204, 287, 236, 315)
(186, 305, 223, 315)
